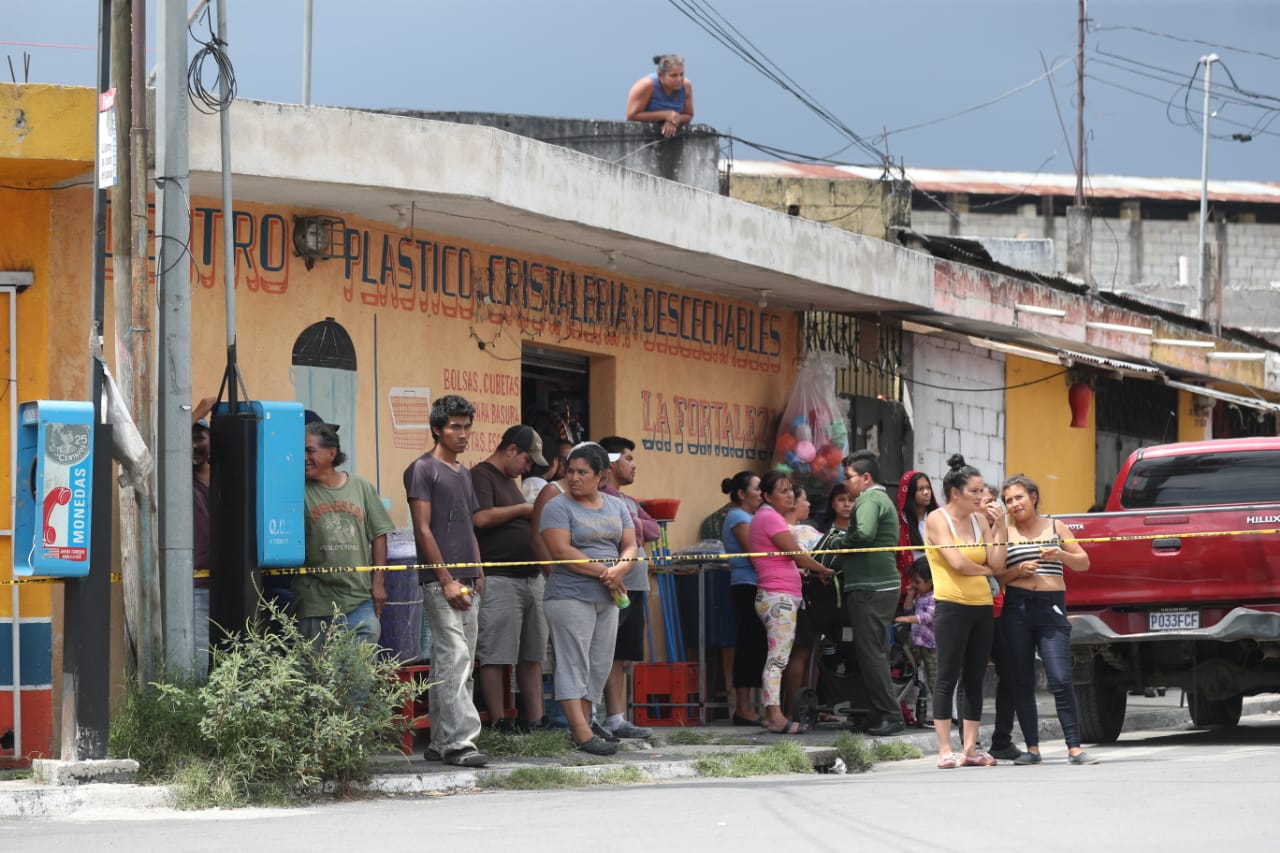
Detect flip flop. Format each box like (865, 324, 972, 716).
(769, 720, 810, 735)
(732, 713, 765, 727)
(937, 753, 960, 769)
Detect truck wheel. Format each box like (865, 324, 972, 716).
(1186, 691, 1243, 727)
(1077, 660, 1126, 743)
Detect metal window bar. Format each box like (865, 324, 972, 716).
(802, 311, 903, 401)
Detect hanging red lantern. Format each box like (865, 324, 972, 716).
(1067, 382, 1093, 428)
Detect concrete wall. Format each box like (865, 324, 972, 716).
(377, 111, 722, 194)
(906, 333, 1005, 487)
(913, 201, 1280, 337)
(727, 174, 904, 240)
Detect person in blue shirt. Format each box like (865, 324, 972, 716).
(626, 54, 695, 138)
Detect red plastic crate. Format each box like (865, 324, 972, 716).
(632, 662, 702, 726)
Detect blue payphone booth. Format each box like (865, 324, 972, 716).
(15, 401, 95, 577)
(215, 400, 305, 568)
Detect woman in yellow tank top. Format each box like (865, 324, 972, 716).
(924, 454, 1007, 769)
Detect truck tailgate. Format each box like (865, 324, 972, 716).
(1060, 506, 1280, 609)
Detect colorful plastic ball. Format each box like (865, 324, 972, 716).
(794, 440, 816, 463)
(775, 433, 798, 456)
(793, 423, 812, 443)
(774, 463, 793, 475)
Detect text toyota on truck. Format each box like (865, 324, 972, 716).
(1056, 436, 1280, 742)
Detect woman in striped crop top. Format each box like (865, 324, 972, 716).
(1001, 474, 1098, 766)
(924, 454, 1006, 769)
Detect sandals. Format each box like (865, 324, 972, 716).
(732, 713, 765, 727)
(962, 750, 997, 767)
(768, 720, 810, 735)
(937, 752, 961, 769)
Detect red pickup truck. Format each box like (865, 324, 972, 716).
(1055, 436, 1280, 742)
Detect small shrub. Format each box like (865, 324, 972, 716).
(109, 600, 416, 807)
(832, 731, 875, 773)
(110, 674, 206, 782)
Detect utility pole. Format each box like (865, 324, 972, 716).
(1066, 0, 1092, 290)
(302, 0, 313, 105)
(1197, 53, 1219, 322)
(157, 0, 194, 677)
(63, 0, 115, 762)
(109, 0, 161, 684)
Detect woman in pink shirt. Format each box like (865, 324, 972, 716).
(748, 471, 834, 733)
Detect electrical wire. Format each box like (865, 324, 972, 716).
(186, 6, 236, 114)
(665, 0, 890, 169)
(871, 54, 1075, 143)
(1088, 21, 1280, 64)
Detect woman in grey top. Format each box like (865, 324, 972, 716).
(540, 442, 638, 755)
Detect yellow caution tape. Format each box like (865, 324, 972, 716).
(4, 526, 1277, 586)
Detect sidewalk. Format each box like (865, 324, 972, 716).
(4, 692, 1279, 817)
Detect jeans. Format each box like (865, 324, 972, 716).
(1002, 586, 1082, 748)
(989, 614, 1019, 751)
(845, 588, 903, 725)
(422, 583, 483, 755)
(297, 598, 381, 647)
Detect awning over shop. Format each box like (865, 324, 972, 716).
(1163, 379, 1280, 415)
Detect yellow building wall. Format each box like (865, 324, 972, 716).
(0, 187, 57, 619)
(52, 197, 797, 552)
(1177, 389, 1212, 442)
(1003, 356, 1096, 514)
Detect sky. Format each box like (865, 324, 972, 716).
(5, 0, 1279, 182)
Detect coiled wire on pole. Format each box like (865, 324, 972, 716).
(187, 7, 235, 114)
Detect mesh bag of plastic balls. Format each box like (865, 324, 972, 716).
(773, 352, 851, 490)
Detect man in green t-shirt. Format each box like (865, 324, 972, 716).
(297, 421, 396, 645)
(842, 449, 906, 736)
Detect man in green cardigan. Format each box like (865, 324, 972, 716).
(842, 449, 906, 737)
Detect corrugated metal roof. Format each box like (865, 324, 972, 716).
(726, 161, 1280, 204)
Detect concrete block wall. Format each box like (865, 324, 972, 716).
(908, 333, 1006, 486)
(911, 203, 1280, 336)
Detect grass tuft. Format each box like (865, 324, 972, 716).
(478, 764, 645, 790)
(693, 742, 813, 778)
(476, 728, 575, 758)
(664, 729, 717, 745)
(832, 731, 876, 773)
(873, 740, 924, 762)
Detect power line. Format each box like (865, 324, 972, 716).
(872, 54, 1076, 142)
(1086, 73, 1280, 140)
(1088, 21, 1280, 64)
(666, 0, 890, 169)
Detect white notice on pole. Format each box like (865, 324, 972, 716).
(97, 88, 118, 189)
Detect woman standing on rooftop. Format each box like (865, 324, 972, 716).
(626, 54, 694, 138)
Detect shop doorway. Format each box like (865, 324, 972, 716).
(522, 345, 589, 467)
(1094, 377, 1179, 508)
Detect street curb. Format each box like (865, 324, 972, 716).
(3, 696, 1277, 816)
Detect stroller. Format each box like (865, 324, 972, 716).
(793, 579, 930, 728)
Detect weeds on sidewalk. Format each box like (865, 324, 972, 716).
(832, 732, 923, 772)
(478, 766, 644, 790)
(110, 601, 416, 808)
(693, 742, 812, 778)
(476, 728, 574, 758)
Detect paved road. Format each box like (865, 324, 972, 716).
(5, 712, 1278, 852)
